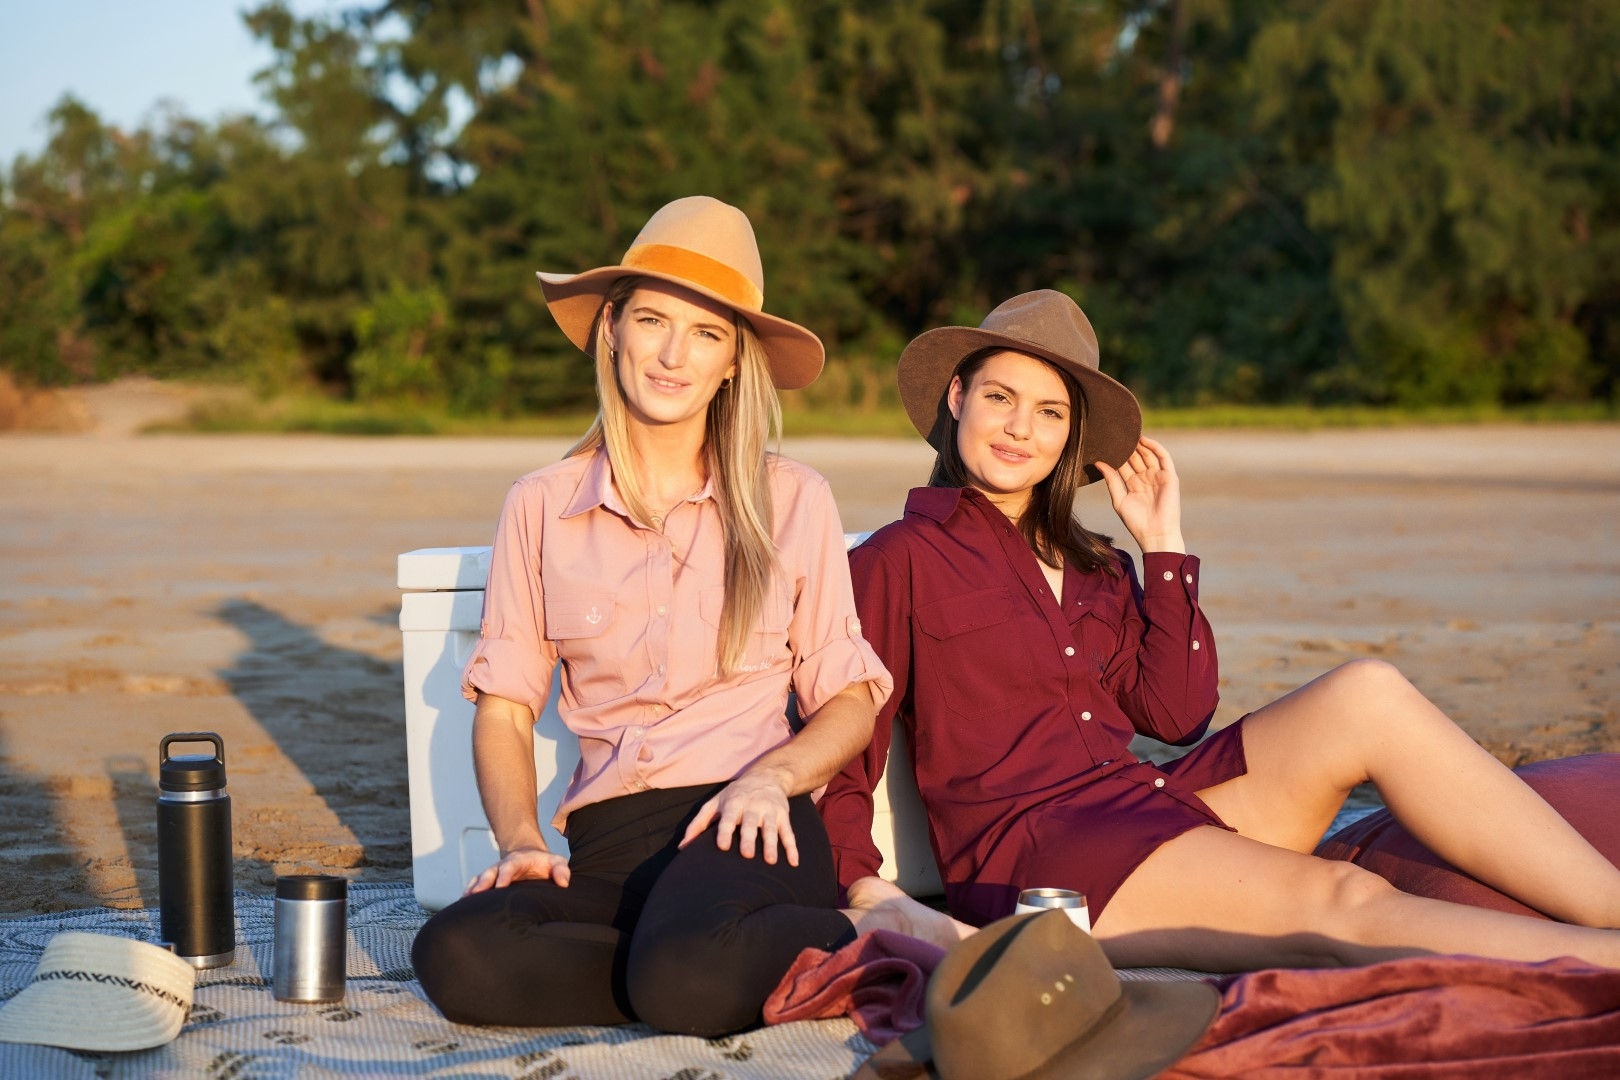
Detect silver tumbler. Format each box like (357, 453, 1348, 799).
(273, 874, 347, 1002)
(1014, 887, 1092, 933)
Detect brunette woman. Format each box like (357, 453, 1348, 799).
(820, 289, 1620, 971)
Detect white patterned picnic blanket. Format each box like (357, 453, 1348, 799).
(0, 884, 878, 1079)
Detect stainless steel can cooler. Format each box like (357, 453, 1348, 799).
(1013, 887, 1092, 933)
(273, 874, 347, 1002)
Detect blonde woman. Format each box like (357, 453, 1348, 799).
(412, 197, 908, 1035)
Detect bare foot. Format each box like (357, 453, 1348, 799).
(842, 876, 976, 950)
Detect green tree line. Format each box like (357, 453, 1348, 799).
(3, 0, 1617, 413)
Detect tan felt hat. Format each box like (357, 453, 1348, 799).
(536, 195, 826, 390)
(897, 289, 1143, 479)
(0, 931, 195, 1051)
(854, 911, 1217, 1080)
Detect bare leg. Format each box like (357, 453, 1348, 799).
(841, 875, 975, 949)
(1093, 825, 1620, 971)
(1194, 659, 1620, 927)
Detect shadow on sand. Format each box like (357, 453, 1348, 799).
(212, 598, 411, 885)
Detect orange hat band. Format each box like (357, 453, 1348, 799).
(621, 243, 764, 313)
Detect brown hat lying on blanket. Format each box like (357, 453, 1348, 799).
(855, 910, 1217, 1080)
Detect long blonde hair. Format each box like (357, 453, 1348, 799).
(567, 275, 782, 674)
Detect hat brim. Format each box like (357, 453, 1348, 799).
(857, 911, 1219, 1080)
(856, 978, 1216, 1080)
(0, 932, 194, 1052)
(896, 325, 1143, 482)
(537, 267, 826, 390)
(1042, 978, 1219, 1080)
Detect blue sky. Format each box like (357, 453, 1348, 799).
(0, 0, 346, 167)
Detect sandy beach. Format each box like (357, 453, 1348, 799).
(1, 382, 1616, 917)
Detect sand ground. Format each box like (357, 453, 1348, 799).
(1, 381, 1616, 916)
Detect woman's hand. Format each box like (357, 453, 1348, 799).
(845, 874, 912, 908)
(678, 766, 799, 866)
(465, 846, 572, 895)
(1095, 435, 1186, 554)
(843, 875, 977, 948)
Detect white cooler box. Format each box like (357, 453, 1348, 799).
(399, 539, 943, 912)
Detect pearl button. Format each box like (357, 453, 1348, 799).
(1154, 777, 1165, 788)
(1064, 646, 1075, 657)
(1081, 711, 1091, 721)
(1185, 574, 1193, 584)
(656, 604, 667, 615)
(1192, 641, 1201, 651)
(1162, 570, 1174, 581)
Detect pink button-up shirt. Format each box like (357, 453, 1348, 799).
(463, 447, 892, 828)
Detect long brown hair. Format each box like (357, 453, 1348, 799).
(928, 348, 1120, 576)
(568, 275, 782, 674)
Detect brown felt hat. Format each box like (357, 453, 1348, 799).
(897, 289, 1143, 479)
(536, 195, 825, 390)
(853, 911, 1217, 1080)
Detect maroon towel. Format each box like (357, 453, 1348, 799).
(762, 930, 945, 1044)
(1166, 955, 1620, 1078)
(770, 940, 1620, 1077)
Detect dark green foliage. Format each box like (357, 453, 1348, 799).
(2, 0, 1616, 410)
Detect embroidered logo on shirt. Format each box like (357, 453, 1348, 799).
(585, 606, 603, 625)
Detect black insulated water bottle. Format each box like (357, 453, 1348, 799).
(157, 732, 236, 968)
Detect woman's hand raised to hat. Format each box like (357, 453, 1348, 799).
(1095, 436, 1186, 555)
(465, 847, 572, 895)
(679, 767, 799, 866)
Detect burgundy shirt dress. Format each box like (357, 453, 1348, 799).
(818, 486, 1246, 926)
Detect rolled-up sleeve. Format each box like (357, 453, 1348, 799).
(460, 478, 558, 720)
(781, 473, 893, 720)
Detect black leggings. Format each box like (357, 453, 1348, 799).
(410, 784, 857, 1035)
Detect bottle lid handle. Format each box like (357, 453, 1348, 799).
(159, 732, 225, 766)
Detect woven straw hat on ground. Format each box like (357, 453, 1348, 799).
(0, 931, 195, 1051)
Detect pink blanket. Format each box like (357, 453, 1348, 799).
(767, 940, 1620, 1077)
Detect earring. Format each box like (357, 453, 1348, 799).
(722, 377, 733, 389)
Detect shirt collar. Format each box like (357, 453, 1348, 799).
(904, 485, 969, 523)
(562, 446, 716, 520)
(561, 447, 617, 519)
